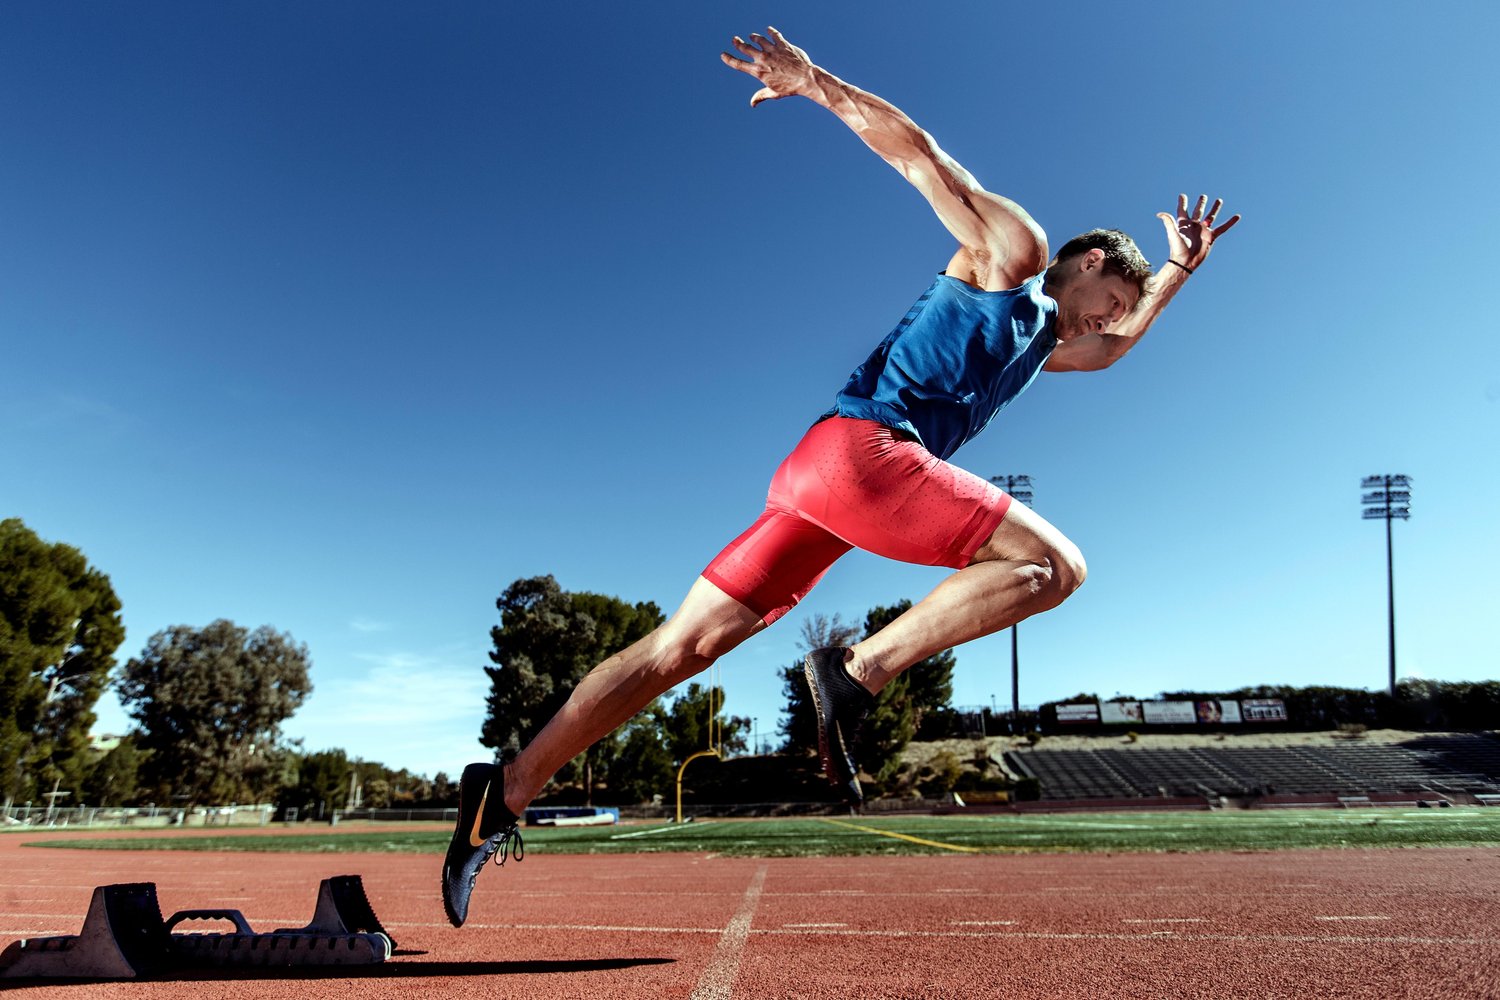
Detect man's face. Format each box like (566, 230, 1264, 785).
(1051, 252, 1140, 341)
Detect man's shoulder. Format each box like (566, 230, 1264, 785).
(945, 233, 1048, 292)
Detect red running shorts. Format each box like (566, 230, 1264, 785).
(702, 416, 1012, 625)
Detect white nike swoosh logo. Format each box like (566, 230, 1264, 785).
(468, 780, 491, 847)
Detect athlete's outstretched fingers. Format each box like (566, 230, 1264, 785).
(1204, 197, 1223, 223)
(767, 26, 788, 45)
(1177, 193, 1189, 219)
(732, 36, 760, 59)
(749, 32, 772, 49)
(1212, 213, 1242, 238)
(749, 87, 777, 107)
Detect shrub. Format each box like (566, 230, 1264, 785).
(1011, 776, 1041, 801)
(917, 750, 963, 797)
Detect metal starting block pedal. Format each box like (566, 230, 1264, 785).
(0, 874, 396, 980)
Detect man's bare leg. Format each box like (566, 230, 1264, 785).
(844, 501, 1086, 693)
(501, 575, 765, 815)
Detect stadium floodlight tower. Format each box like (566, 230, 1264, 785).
(1361, 474, 1411, 697)
(989, 474, 1034, 721)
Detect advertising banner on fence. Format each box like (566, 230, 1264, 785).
(1195, 699, 1242, 724)
(1057, 702, 1101, 724)
(1142, 700, 1197, 725)
(1240, 698, 1288, 722)
(1101, 701, 1144, 725)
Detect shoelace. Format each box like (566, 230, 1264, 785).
(482, 822, 524, 867)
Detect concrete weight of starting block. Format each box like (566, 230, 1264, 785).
(0, 874, 394, 980)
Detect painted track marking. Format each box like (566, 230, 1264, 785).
(611, 823, 712, 840)
(820, 818, 985, 853)
(466, 921, 1488, 946)
(1124, 918, 1208, 924)
(690, 863, 766, 1000)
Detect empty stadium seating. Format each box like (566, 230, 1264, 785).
(1004, 734, 1500, 801)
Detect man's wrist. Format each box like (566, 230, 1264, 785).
(1165, 259, 1194, 275)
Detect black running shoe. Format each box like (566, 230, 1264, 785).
(441, 762, 524, 928)
(804, 646, 875, 804)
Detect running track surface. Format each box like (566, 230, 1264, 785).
(2, 828, 1498, 999)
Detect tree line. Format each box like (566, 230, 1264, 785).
(4, 517, 962, 811)
(15, 515, 1493, 813)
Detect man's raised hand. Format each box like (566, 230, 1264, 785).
(720, 27, 817, 107)
(1156, 194, 1241, 271)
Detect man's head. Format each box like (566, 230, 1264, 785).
(1043, 229, 1152, 341)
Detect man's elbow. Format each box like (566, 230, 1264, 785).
(1045, 341, 1118, 373)
(1096, 334, 1136, 369)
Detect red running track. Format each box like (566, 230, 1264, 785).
(1, 828, 1497, 999)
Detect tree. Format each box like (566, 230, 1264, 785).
(599, 684, 750, 805)
(117, 620, 311, 808)
(777, 602, 957, 793)
(81, 735, 145, 807)
(666, 682, 749, 761)
(605, 699, 675, 804)
(0, 518, 124, 804)
(859, 601, 955, 782)
(481, 576, 664, 803)
(430, 771, 456, 806)
(865, 601, 954, 736)
(281, 748, 350, 820)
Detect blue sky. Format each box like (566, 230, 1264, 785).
(4, 2, 1497, 779)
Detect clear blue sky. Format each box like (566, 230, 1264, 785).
(4, 2, 1497, 779)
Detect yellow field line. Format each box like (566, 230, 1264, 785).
(820, 818, 988, 854)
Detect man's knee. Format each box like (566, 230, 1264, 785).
(1049, 539, 1087, 601)
(651, 612, 754, 686)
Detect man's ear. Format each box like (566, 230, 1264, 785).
(1080, 247, 1107, 272)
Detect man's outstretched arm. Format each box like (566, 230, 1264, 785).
(1044, 194, 1241, 373)
(721, 27, 1047, 290)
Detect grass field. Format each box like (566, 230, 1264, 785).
(23, 808, 1500, 857)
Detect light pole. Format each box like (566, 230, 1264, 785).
(1361, 474, 1411, 696)
(989, 474, 1034, 722)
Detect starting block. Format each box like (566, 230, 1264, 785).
(0, 874, 395, 980)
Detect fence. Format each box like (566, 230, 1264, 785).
(2, 803, 274, 829)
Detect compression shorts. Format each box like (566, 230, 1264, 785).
(702, 416, 1012, 624)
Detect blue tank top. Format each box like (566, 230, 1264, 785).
(826, 271, 1058, 460)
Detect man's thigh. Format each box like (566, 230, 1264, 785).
(969, 498, 1080, 566)
(783, 417, 1010, 569)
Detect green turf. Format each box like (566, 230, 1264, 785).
(23, 808, 1500, 857)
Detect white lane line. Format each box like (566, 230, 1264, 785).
(611, 823, 713, 840)
(391, 919, 1486, 947)
(784, 922, 846, 928)
(690, 864, 767, 1000)
(951, 920, 1017, 926)
(0, 929, 68, 936)
(1315, 915, 1391, 921)
(1123, 918, 1208, 924)
(433, 921, 722, 933)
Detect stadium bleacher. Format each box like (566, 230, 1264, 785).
(1004, 733, 1500, 802)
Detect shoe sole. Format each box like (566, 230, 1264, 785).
(804, 653, 863, 804)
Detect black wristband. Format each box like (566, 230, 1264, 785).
(1166, 259, 1194, 275)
